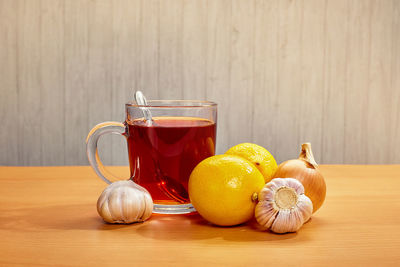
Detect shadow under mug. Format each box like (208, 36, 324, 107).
(86, 100, 217, 214)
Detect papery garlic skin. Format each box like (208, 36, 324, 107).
(97, 180, 153, 224)
(255, 178, 313, 234)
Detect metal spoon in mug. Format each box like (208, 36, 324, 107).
(134, 91, 187, 202)
(134, 91, 153, 125)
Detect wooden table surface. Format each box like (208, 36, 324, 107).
(0, 166, 399, 266)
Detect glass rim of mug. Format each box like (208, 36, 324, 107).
(125, 100, 217, 108)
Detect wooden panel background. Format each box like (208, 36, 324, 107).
(0, 0, 399, 166)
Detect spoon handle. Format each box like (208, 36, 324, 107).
(134, 91, 153, 123)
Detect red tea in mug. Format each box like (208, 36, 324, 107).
(126, 116, 216, 204)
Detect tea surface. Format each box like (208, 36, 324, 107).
(127, 117, 216, 204)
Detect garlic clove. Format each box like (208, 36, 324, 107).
(296, 194, 313, 223)
(98, 199, 114, 223)
(271, 209, 300, 234)
(255, 178, 313, 234)
(141, 190, 154, 220)
(285, 178, 305, 195)
(267, 178, 287, 190)
(122, 187, 141, 222)
(255, 201, 278, 228)
(265, 210, 278, 229)
(257, 186, 275, 203)
(108, 189, 124, 222)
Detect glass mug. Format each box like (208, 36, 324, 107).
(86, 100, 217, 214)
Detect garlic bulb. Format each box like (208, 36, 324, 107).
(272, 143, 326, 213)
(97, 180, 153, 224)
(255, 178, 313, 234)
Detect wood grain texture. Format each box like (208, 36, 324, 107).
(158, 0, 184, 100)
(321, 0, 347, 164)
(0, 0, 399, 165)
(253, 0, 279, 157)
(391, 0, 400, 163)
(344, 0, 371, 164)
(139, 0, 159, 101)
(275, 0, 303, 161)
(0, 166, 400, 266)
(298, 0, 325, 160)
(110, 0, 140, 165)
(64, 0, 90, 166)
(87, 0, 114, 166)
(17, 0, 42, 165)
(40, 0, 65, 165)
(368, 0, 394, 164)
(228, 0, 255, 146)
(182, 0, 207, 100)
(206, 0, 232, 156)
(0, 0, 18, 165)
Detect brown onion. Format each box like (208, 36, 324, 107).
(272, 143, 326, 213)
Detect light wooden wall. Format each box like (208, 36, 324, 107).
(1, 0, 399, 166)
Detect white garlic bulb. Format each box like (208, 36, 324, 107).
(255, 178, 313, 233)
(97, 180, 153, 224)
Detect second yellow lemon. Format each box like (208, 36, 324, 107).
(225, 143, 277, 183)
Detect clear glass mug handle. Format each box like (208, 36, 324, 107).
(86, 122, 126, 184)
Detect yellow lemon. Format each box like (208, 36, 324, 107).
(189, 154, 265, 226)
(225, 143, 277, 183)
